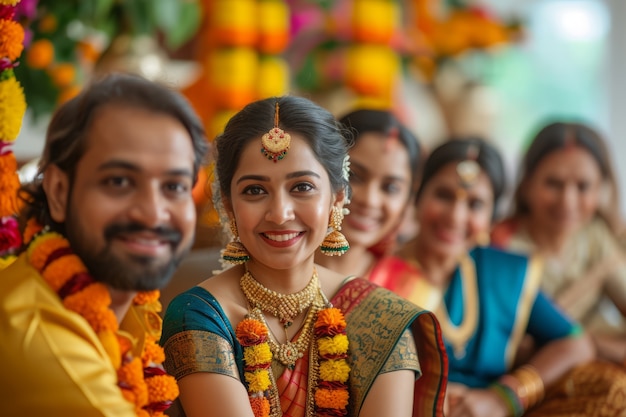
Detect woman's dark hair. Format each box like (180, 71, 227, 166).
(338, 109, 422, 192)
(416, 138, 506, 215)
(215, 96, 349, 199)
(19, 73, 208, 231)
(512, 121, 621, 231)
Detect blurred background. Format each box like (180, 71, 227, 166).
(8, 0, 625, 231)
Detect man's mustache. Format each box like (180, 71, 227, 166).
(104, 223, 182, 245)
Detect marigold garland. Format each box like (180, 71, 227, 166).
(25, 222, 179, 416)
(237, 304, 351, 416)
(236, 318, 272, 417)
(0, 70, 27, 142)
(0, 19, 23, 61)
(314, 307, 350, 416)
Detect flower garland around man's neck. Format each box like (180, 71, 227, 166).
(24, 219, 179, 416)
(236, 300, 351, 417)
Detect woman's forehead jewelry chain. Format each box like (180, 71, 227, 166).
(240, 267, 320, 328)
(261, 101, 291, 163)
(457, 142, 481, 189)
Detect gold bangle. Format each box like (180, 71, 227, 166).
(511, 364, 544, 409)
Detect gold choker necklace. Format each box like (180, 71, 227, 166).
(240, 268, 320, 327)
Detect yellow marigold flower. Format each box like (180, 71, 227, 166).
(48, 63, 75, 87)
(0, 20, 24, 61)
(0, 0, 20, 5)
(319, 359, 350, 383)
(318, 334, 349, 356)
(245, 369, 272, 392)
(26, 39, 54, 69)
(0, 255, 16, 270)
(0, 152, 21, 216)
(314, 388, 349, 409)
(0, 74, 26, 142)
(243, 343, 272, 366)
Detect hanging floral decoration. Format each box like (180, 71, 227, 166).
(0, 0, 27, 270)
(314, 307, 351, 415)
(411, 0, 523, 82)
(236, 317, 273, 417)
(24, 219, 179, 416)
(183, 0, 291, 225)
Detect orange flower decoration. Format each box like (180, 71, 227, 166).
(314, 307, 347, 336)
(0, 19, 24, 61)
(25, 221, 178, 415)
(236, 318, 269, 346)
(26, 39, 54, 69)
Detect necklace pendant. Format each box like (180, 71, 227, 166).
(282, 319, 293, 328)
(275, 341, 301, 368)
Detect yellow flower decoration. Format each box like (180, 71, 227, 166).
(0, 20, 24, 61)
(245, 369, 272, 393)
(0, 0, 20, 5)
(243, 343, 272, 367)
(319, 359, 351, 383)
(318, 334, 349, 356)
(0, 71, 27, 142)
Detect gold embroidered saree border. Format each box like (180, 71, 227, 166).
(163, 329, 238, 380)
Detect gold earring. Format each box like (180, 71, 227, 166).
(475, 231, 490, 247)
(222, 220, 250, 264)
(320, 206, 350, 256)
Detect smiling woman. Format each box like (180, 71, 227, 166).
(160, 96, 448, 417)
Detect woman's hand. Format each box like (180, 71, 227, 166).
(447, 384, 510, 417)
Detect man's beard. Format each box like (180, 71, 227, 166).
(65, 216, 191, 291)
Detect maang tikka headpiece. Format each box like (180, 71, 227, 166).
(261, 101, 291, 162)
(456, 142, 480, 189)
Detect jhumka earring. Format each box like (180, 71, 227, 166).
(320, 206, 350, 256)
(222, 220, 250, 264)
(261, 102, 291, 163)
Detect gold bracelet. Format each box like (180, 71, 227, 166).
(511, 364, 544, 409)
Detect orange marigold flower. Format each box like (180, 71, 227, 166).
(27, 233, 68, 271)
(48, 63, 75, 88)
(142, 339, 166, 365)
(42, 253, 88, 291)
(0, 153, 20, 216)
(0, 20, 24, 61)
(146, 374, 179, 403)
(38, 14, 57, 33)
(250, 397, 270, 417)
(119, 357, 149, 407)
(314, 388, 349, 410)
(23, 218, 43, 245)
(77, 40, 101, 63)
(64, 283, 117, 332)
(26, 39, 54, 69)
(236, 318, 268, 346)
(134, 290, 160, 305)
(315, 307, 347, 336)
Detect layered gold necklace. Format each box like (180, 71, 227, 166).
(240, 268, 325, 369)
(240, 268, 320, 328)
